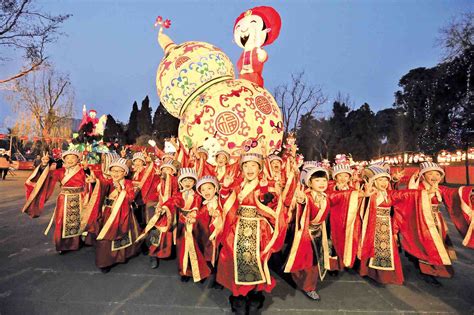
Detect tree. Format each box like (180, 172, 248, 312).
(274, 72, 327, 134)
(7, 65, 74, 139)
(0, 0, 71, 83)
(103, 114, 124, 143)
(344, 103, 378, 161)
(137, 95, 152, 136)
(327, 101, 350, 157)
(126, 101, 139, 144)
(437, 12, 473, 61)
(152, 102, 179, 141)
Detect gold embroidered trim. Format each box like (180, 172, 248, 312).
(61, 193, 83, 239)
(368, 207, 395, 270)
(234, 214, 265, 285)
(112, 230, 132, 251)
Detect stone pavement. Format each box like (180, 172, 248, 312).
(0, 171, 473, 315)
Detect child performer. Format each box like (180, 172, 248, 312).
(174, 168, 211, 282)
(196, 175, 224, 288)
(137, 160, 179, 269)
(22, 150, 88, 253)
(284, 167, 348, 301)
(401, 162, 473, 285)
(84, 158, 141, 273)
(358, 165, 420, 286)
(217, 153, 283, 314)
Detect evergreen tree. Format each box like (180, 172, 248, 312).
(126, 101, 140, 144)
(103, 114, 125, 143)
(138, 95, 153, 136)
(152, 102, 179, 141)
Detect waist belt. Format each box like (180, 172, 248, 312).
(431, 205, 440, 213)
(376, 207, 391, 216)
(60, 187, 84, 194)
(237, 206, 257, 218)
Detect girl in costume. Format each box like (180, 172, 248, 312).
(22, 150, 88, 253)
(84, 158, 141, 273)
(217, 153, 282, 314)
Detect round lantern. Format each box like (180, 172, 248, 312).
(156, 41, 235, 118)
(177, 79, 284, 160)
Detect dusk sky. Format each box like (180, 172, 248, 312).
(0, 0, 472, 132)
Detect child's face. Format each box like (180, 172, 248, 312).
(180, 177, 196, 190)
(423, 171, 442, 185)
(270, 160, 282, 172)
(242, 161, 260, 181)
(216, 154, 228, 166)
(133, 159, 145, 168)
(199, 182, 217, 200)
(374, 177, 390, 191)
(309, 177, 328, 192)
(335, 172, 351, 185)
(110, 166, 126, 182)
(63, 154, 79, 168)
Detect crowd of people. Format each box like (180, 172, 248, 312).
(21, 135, 473, 314)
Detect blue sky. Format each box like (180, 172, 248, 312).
(0, 0, 472, 132)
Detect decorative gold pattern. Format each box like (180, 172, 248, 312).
(234, 207, 265, 285)
(112, 230, 132, 251)
(149, 229, 161, 246)
(62, 192, 83, 239)
(369, 207, 395, 270)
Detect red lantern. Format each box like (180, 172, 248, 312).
(0, 134, 6, 140)
(19, 135, 29, 141)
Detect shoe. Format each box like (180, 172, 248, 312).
(212, 280, 224, 290)
(420, 274, 442, 287)
(149, 256, 159, 269)
(304, 290, 321, 301)
(328, 270, 339, 277)
(100, 267, 111, 274)
(229, 295, 247, 315)
(180, 275, 191, 282)
(248, 291, 265, 313)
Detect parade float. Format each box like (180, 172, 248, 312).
(154, 7, 284, 164)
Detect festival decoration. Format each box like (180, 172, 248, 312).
(154, 8, 284, 163)
(234, 6, 282, 87)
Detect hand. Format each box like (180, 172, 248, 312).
(120, 147, 127, 158)
(223, 175, 233, 188)
(41, 151, 50, 166)
(148, 139, 156, 147)
(428, 183, 439, 195)
(85, 173, 96, 184)
(295, 189, 306, 204)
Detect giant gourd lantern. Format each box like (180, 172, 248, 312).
(155, 8, 283, 164)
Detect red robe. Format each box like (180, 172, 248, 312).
(175, 190, 212, 282)
(237, 48, 267, 87)
(284, 190, 350, 291)
(397, 182, 471, 277)
(217, 178, 282, 296)
(22, 165, 88, 252)
(147, 175, 179, 258)
(90, 179, 141, 268)
(359, 190, 414, 285)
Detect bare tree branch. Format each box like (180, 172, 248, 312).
(0, 0, 70, 83)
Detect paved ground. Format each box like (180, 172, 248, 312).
(0, 171, 473, 315)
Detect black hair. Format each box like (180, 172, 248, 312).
(309, 171, 328, 182)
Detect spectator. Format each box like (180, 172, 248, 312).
(0, 152, 11, 180)
(33, 155, 42, 168)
